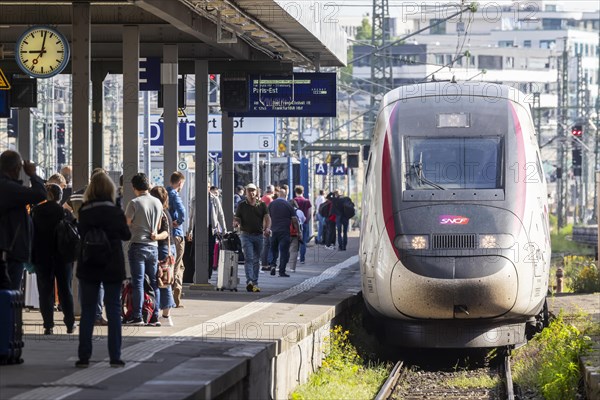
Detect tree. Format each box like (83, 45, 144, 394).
(355, 17, 372, 41)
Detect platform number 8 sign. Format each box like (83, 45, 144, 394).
(259, 136, 272, 150)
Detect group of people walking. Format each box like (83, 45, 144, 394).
(233, 183, 318, 293)
(0, 149, 188, 368)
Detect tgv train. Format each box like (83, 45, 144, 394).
(360, 82, 551, 348)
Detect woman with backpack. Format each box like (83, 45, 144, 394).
(75, 173, 131, 368)
(31, 183, 76, 335)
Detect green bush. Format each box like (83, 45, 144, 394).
(513, 314, 593, 399)
(571, 262, 600, 293)
(291, 326, 390, 400)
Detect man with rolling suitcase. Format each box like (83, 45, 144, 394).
(233, 183, 271, 293)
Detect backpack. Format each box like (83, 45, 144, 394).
(55, 218, 80, 262)
(342, 197, 356, 219)
(79, 201, 114, 267)
(319, 201, 331, 218)
(81, 228, 111, 267)
(121, 275, 156, 324)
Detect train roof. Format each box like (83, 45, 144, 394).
(382, 81, 532, 109)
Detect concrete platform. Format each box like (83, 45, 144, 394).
(0, 233, 362, 400)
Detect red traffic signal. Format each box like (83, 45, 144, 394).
(571, 124, 583, 137)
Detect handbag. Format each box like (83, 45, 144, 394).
(157, 222, 175, 289)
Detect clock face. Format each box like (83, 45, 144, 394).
(16, 26, 70, 78)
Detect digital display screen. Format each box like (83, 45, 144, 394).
(231, 72, 336, 117)
(437, 113, 470, 128)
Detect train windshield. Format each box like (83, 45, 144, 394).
(405, 137, 503, 190)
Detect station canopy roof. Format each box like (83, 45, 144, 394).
(0, 0, 347, 73)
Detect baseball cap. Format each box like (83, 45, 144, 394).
(246, 183, 257, 190)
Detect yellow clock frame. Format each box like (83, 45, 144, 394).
(16, 26, 70, 78)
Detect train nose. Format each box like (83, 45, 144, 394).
(390, 256, 518, 319)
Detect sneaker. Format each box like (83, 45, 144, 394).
(270, 267, 276, 276)
(146, 315, 161, 327)
(75, 359, 89, 368)
(290, 267, 296, 272)
(67, 323, 77, 334)
(123, 317, 144, 325)
(44, 328, 53, 335)
(94, 317, 108, 326)
(252, 285, 261, 292)
(279, 273, 290, 278)
(300, 260, 305, 264)
(110, 359, 126, 368)
(161, 315, 173, 327)
(261, 266, 271, 271)
(246, 282, 254, 292)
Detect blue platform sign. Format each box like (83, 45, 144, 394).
(315, 164, 328, 175)
(139, 57, 161, 91)
(233, 72, 336, 117)
(332, 165, 346, 176)
(208, 152, 252, 163)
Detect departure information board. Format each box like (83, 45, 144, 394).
(232, 72, 336, 117)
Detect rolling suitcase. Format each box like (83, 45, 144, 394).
(0, 290, 24, 364)
(216, 250, 239, 291)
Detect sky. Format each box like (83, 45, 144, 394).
(333, 0, 600, 17)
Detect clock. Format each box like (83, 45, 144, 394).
(16, 26, 70, 78)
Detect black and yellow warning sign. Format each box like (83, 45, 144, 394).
(0, 68, 10, 90)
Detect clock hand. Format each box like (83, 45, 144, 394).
(39, 31, 48, 58)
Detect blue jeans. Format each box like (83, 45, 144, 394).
(128, 243, 159, 320)
(316, 214, 325, 244)
(158, 244, 176, 310)
(240, 233, 263, 285)
(270, 230, 291, 275)
(299, 221, 310, 262)
(336, 219, 349, 250)
(78, 279, 122, 362)
(96, 284, 104, 320)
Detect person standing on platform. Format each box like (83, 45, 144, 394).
(31, 184, 76, 335)
(314, 190, 325, 245)
(234, 185, 245, 212)
(124, 173, 162, 325)
(293, 185, 312, 264)
(287, 199, 305, 273)
(259, 185, 275, 270)
(0, 150, 46, 291)
(268, 185, 298, 278)
(333, 190, 351, 251)
(76, 172, 131, 368)
(166, 171, 186, 308)
(208, 184, 227, 280)
(233, 183, 270, 292)
(60, 166, 72, 207)
(149, 186, 176, 327)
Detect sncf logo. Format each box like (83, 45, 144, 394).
(439, 215, 470, 225)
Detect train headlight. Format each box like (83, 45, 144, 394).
(478, 234, 514, 249)
(394, 235, 429, 250)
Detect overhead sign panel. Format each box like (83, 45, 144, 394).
(143, 114, 276, 153)
(232, 72, 336, 117)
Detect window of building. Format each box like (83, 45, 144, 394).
(499, 41, 514, 48)
(523, 40, 532, 48)
(539, 40, 555, 49)
(478, 55, 503, 70)
(430, 19, 446, 35)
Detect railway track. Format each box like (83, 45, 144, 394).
(375, 349, 517, 400)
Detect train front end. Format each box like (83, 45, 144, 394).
(360, 83, 550, 348)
